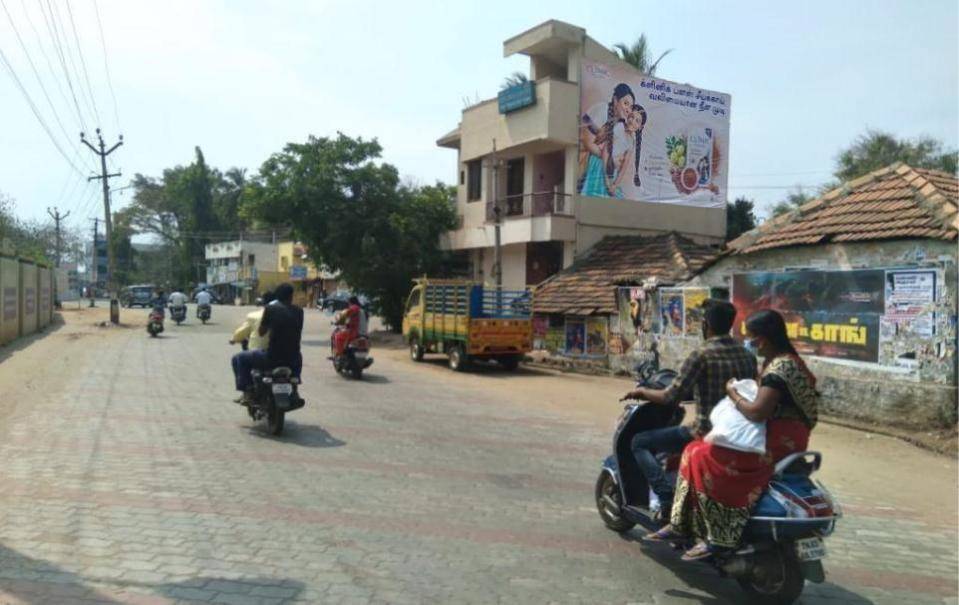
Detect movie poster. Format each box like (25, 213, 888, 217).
(683, 288, 710, 336)
(586, 316, 608, 356)
(732, 270, 884, 362)
(659, 288, 684, 337)
(532, 315, 549, 350)
(565, 318, 585, 356)
(579, 59, 730, 208)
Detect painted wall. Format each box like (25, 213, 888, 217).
(0, 257, 55, 346)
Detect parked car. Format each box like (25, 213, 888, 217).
(120, 284, 155, 308)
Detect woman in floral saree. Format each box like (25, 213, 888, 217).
(648, 309, 820, 561)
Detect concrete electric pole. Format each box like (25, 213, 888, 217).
(81, 128, 123, 323)
(47, 207, 70, 268)
(491, 138, 502, 289)
(89, 218, 98, 307)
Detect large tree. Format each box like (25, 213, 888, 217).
(726, 197, 757, 241)
(121, 147, 251, 286)
(242, 133, 457, 330)
(835, 130, 957, 182)
(614, 34, 672, 75)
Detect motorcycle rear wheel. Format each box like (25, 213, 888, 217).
(737, 546, 805, 604)
(267, 406, 285, 436)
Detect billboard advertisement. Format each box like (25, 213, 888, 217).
(732, 270, 885, 362)
(578, 58, 730, 208)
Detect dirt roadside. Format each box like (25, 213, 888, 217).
(372, 332, 958, 529)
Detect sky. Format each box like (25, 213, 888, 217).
(0, 0, 957, 235)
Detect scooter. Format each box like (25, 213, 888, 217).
(595, 358, 841, 604)
(244, 366, 305, 436)
(147, 308, 165, 337)
(331, 323, 373, 379)
(169, 304, 187, 325)
(197, 303, 212, 324)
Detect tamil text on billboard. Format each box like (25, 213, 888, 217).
(732, 270, 885, 362)
(578, 58, 730, 208)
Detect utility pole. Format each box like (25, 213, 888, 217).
(491, 138, 502, 289)
(89, 218, 98, 308)
(81, 128, 123, 323)
(47, 207, 70, 267)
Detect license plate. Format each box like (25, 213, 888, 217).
(272, 383, 293, 395)
(796, 537, 826, 561)
(353, 351, 367, 359)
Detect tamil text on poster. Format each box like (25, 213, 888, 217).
(884, 270, 936, 337)
(579, 58, 730, 208)
(732, 270, 884, 362)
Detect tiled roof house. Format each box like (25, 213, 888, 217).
(727, 162, 957, 254)
(533, 232, 720, 316)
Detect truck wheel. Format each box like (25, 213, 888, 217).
(409, 338, 424, 362)
(448, 345, 468, 372)
(499, 355, 521, 371)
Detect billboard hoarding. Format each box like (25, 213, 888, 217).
(579, 59, 730, 208)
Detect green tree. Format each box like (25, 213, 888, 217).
(726, 197, 757, 240)
(614, 34, 672, 75)
(835, 130, 958, 182)
(771, 187, 812, 217)
(242, 133, 457, 330)
(109, 212, 137, 286)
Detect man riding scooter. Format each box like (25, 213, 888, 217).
(195, 287, 213, 323)
(168, 288, 188, 324)
(621, 299, 756, 520)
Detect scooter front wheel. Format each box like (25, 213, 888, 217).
(595, 471, 635, 532)
(737, 545, 805, 605)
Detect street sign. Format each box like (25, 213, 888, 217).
(290, 265, 308, 280)
(498, 81, 536, 114)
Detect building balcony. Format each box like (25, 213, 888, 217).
(446, 192, 576, 251)
(454, 77, 579, 161)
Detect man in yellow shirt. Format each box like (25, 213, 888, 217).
(229, 291, 275, 350)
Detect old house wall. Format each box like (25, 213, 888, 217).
(678, 239, 958, 429)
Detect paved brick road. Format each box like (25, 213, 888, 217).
(0, 305, 955, 604)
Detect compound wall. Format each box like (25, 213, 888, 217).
(0, 256, 54, 346)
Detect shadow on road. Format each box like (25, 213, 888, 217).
(301, 339, 329, 347)
(0, 543, 305, 603)
(634, 541, 876, 604)
(247, 422, 347, 448)
(0, 315, 66, 366)
(418, 357, 554, 379)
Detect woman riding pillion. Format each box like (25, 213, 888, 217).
(648, 309, 820, 561)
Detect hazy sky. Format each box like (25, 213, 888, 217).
(1, 0, 957, 234)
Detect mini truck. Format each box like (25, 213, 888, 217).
(402, 279, 532, 371)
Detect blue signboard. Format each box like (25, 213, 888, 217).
(290, 265, 308, 279)
(498, 81, 536, 114)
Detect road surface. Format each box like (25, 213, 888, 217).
(0, 304, 955, 604)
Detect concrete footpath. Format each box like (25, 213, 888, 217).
(0, 305, 955, 604)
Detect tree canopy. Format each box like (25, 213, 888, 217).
(241, 133, 457, 330)
(726, 197, 757, 240)
(835, 130, 957, 182)
(614, 34, 672, 75)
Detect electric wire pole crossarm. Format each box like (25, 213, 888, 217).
(80, 128, 123, 323)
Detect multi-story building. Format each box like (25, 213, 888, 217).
(204, 240, 278, 303)
(437, 20, 726, 290)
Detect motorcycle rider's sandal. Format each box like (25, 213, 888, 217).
(680, 541, 715, 562)
(643, 525, 684, 543)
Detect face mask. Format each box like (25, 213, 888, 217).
(744, 338, 759, 356)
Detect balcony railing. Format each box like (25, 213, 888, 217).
(486, 191, 574, 221)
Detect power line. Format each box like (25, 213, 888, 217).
(62, 0, 100, 127)
(91, 0, 119, 131)
(37, 0, 88, 131)
(0, 0, 94, 173)
(0, 43, 86, 175)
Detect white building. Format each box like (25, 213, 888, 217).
(437, 20, 726, 290)
(204, 240, 278, 301)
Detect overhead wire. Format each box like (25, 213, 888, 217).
(62, 0, 100, 127)
(37, 0, 88, 131)
(0, 43, 86, 175)
(0, 0, 95, 173)
(46, 0, 98, 126)
(91, 0, 119, 132)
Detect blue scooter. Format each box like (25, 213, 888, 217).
(595, 355, 841, 604)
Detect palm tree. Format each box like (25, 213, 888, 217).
(614, 34, 672, 75)
(500, 71, 529, 90)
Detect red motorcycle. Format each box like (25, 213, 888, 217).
(147, 308, 165, 337)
